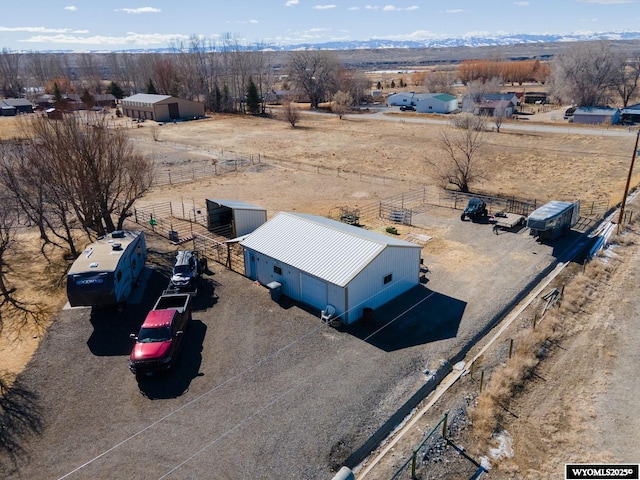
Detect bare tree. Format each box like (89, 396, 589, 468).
(493, 103, 506, 133)
(549, 41, 618, 106)
(282, 100, 301, 127)
(332, 90, 352, 119)
(427, 113, 487, 193)
(423, 70, 456, 94)
(0, 189, 47, 334)
(3, 115, 153, 239)
(610, 51, 640, 108)
(286, 51, 340, 108)
(0, 49, 23, 98)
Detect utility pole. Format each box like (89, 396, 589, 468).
(618, 129, 640, 233)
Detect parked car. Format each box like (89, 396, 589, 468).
(169, 250, 207, 293)
(400, 105, 416, 111)
(461, 198, 488, 221)
(563, 107, 576, 120)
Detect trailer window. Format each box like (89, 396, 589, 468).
(384, 274, 392, 284)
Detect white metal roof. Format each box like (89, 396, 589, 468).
(240, 212, 421, 287)
(206, 199, 266, 211)
(122, 93, 172, 104)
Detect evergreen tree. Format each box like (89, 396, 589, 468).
(106, 81, 125, 99)
(246, 77, 261, 115)
(145, 79, 158, 95)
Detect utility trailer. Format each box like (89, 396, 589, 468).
(527, 200, 580, 240)
(491, 212, 526, 232)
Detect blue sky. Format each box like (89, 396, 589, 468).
(1, 0, 639, 51)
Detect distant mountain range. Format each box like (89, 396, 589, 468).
(281, 30, 640, 51)
(21, 30, 640, 54)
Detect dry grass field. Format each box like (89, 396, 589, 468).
(1, 110, 639, 478)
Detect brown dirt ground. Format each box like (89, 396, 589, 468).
(1, 111, 639, 478)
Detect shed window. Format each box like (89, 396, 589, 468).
(274, 265, 282, 275)
(384, 273, 392, 284)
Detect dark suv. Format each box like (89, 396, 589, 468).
(170, 250, 207, 292)
(400, 105, 416, 111)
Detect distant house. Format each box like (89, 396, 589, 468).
(0, 98, 34, 115)
(386, 92, 416, 107)
(121, 93, 205, 122)
(0, 104, 15, 116)
(621, 103, 640, 124)
(572, 107, 620, 125)
(415, 93, 458, 114)
(95, 94, 116, 108)
(35, 94, 54, 110)
(462, 93, 518, 117)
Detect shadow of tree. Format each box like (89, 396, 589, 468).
(0, 372, 44, 475)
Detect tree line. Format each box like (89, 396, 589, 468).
(2, 40, 639, 112)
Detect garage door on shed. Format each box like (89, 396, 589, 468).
(300, 273, 328, 310)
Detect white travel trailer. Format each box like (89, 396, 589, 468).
(66, 230, 147, 307)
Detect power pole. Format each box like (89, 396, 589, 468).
(617, 129, 640, 233)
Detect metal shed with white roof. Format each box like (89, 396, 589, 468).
(240, 212, 422, 324)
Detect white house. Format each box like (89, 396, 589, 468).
(386, 92, 416, 107)
(240, 212, 422, 324)
(415, 93, 458, 114)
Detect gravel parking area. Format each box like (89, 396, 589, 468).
(3, 206, 584, 479)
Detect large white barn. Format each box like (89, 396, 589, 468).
(240, 212, 422, 324)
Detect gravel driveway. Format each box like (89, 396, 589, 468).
(3, 207, 586, 480)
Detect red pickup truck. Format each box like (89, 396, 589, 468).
(129, 293, 192, 376)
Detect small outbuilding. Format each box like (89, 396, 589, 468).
(572, 107, 620, 125)
(206, 199, 267, 238)
(240, 212, 422, 324)
(1, 98, 34, 114)
(621, 103, 640, 124)
(121, 93, 205, 122)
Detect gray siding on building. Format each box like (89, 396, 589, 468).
(233, 209, 268, 237)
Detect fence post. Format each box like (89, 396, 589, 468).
(442, 411, 449, 438)
(168, 171, 172, 185)
(479, 370, 485, 392)
(509, 338, 514, 359)
(411, 450, 418, 479)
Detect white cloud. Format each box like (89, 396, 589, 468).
(313, 4, 336, 9)
(364, 5, 379, 10)
(64, 5, 78, 11)
(116, 7, 162, 14)
(226, 19, 259, 24)
(382, 4, 419, 11)
(348, 6, 359, 10)
(0, 26, 88, 33)
(285, 0, 299, 5)
(514, 1, 530, 5)
(446, 9, 465, 13)
(20, 32, 188, 46)
(577, 0, 634, 3)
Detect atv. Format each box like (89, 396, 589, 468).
(460, 197, 488, 221)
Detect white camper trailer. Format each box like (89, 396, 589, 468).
(66, 230, 147, 307)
